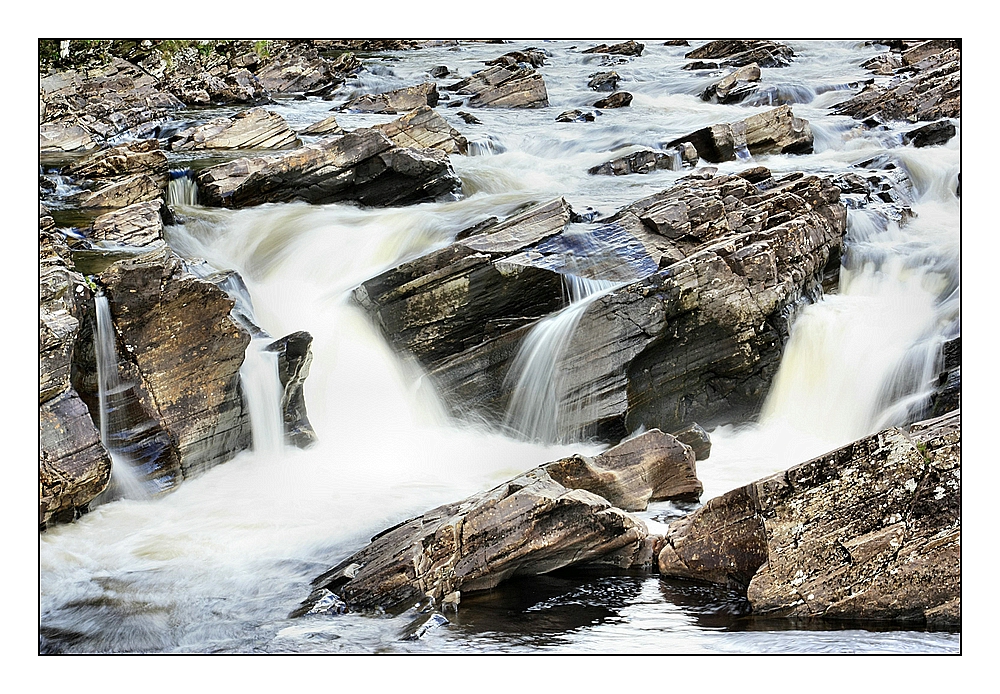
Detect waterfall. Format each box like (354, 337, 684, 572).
(240, 339, 286, 456)
(503, 275, 619, 443)
(166, 169, 198, 206)
(92, 294, 152, 503)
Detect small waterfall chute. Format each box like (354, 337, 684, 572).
(166, 169, 198, 206)
(240, 339, 286, 456)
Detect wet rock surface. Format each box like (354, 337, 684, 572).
(593, 91, 632, 109)
(658, 410, 960, 625)
(587, 71, 620, 92)
(666, 105, 814, 162)
(588, 145, 696, 176)
(298, 114, 344, 136)
(340, 82, 439, 114)
(294, 430, 693, 616)
(583, 41, 645, 57)
(88, 199, 170, 247)
(265, 331, 318, 448)
(701, 63, 762, 104)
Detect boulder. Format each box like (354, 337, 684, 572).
(373, 105, 468, 154)
(355, 172, 846, 440)
(265, 331, 318, 448)
(587, 70, 620, 92)
(298, 114, 344, 136)
(833, 45, 959, 122)
(293, 429, 692, 616)
(196, 125, 461, 209)
(588, 145, 696, 176)
(430, 65, 450, 78)
(39, 222, 111, 526)
(685, 40, 794, 68)
(88, 199, 169, 247)
(446, 64, 549, 108)
(594, 91, 632, 109)
(80, 174, 164, 209)
(168, 108, 300, 150)
(671, 422, 711, 461)
(663, 40, 690, 47)
(63, 140, 167, 181)
(456, 111, 482, 125)
(556, 109, 596, 123)
(254, 48, 355, 93)
(583, 41, 645, 57)
(339, 82, 439, 113)
(665, 105, 813, 162)
(658, 410, 960, 625)
(903, 120, 956, 148)
(98, 247, 252, 477)
(930, 336, 960, 418)
(168, 67, 268, 105)
(701, 63, 762, 104)
(485, 49, 546, 68)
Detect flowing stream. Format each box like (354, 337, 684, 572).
(39, 40, 960, 653)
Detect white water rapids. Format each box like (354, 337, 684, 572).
(38, 40, 960, 654)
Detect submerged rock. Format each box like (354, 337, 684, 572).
(196, 116, 462, 208)
(583, 41, 645, 57)
(168, 108, 300, 150)
(556, 109, 596, 123)
(593, 91, 632, 109)
(485, 49, 546, 68)
(903, 120, 956, 148)
(658, 410, 960, 625)
(446, 64, 549, 108)
(685, 40, 794, 68)
(587, 70, 620, 92)
(339, 82, 439, 113)
(294, 430, 693, 616)
(665, 105, 813, 162)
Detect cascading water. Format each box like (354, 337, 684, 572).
(166, 169, 199, 206)
(92, 293, 152, 503)
(40, 40, 960, 655)
(503, 274, 619, 443)
(240, 339, 286, 456)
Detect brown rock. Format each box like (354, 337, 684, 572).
(168, 108, 300, 150)
(588, 145, 694, 176)
(587, 70, 620, 92)
(88, 200, 169, 247)
(340, 82, 439, 114)
(685, 40, 794, 68)
(701, 63, 762, 104)
(265, 331, 317, 449)
(666, 105, 813, 162)
(447, 65, 549, 108)
(63, 140, 167, 181)
(594, 91, 632, 109)
(485, 49, 546, 68)
(583, 41, 644, 57)
(374, 105, 468, 154)
(659, 411, 960, 625)
(80, 174, 163, 209)
(298, 114, 344, 136)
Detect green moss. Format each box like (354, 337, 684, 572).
(253, 40, 271, 61)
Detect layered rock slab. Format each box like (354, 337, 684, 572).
(196, 115, 462, 208)
(659, 411, 960, 624)
(685, 40, 794, 69)
(168, 108, 300, 150)
(295, 430, 698, 615)
(446, 64, 548, 108)
(666, 105, 813, 163)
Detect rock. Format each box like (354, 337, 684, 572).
(556, 109, 595, 123)
(88, 200, 169, 247)
(293, 430, 686, 615)
(265, 331, 317, 448)
(701, 63, 762, 104)
(588, 145, 695, 176)
(583, 41, 644, 57)
(587, 70, 620, 92)
(39, 121, 96, 152)
(456, 111, 482, 125)
(903, 120, 956, 148)
(340, 82, 439, 114)
(446, 65, 549, 108)
(833, 46, 959, 122)
(485, 49, 546, 68)
(196, 125, 461, 209)
(665, 105, 813, 162)
(671, 422, 711, 461)
(658, 410, 960, 625)
(170, 67, 269, 105)
(255, 49, 352, 93)
(63, 140, 167, 181)
(39, 224, 111, 527)
(80, 174, 164, 209)
(354, 173, 845, 440)
(683, 61, 720, 71)
(373, 105, 468, 154)
(593, 91, 632, 109)
(298, 114, 344, 136)
(430, 65, 450, 78)
(861, 52, 904, 75)
(685, 40, 794, 68)
(663, 40, 690, 47)
(98, 247, 252, 477)
(168, 108, 300, 150)
(930, 335, 960, 418)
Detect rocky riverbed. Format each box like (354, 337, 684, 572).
(39, 39, 960, 654)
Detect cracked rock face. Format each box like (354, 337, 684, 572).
(446, 63, 549, 108)
(658, 410, 960, 625)
(666, 105, 813, 162)
(168, 107, 300, 150)
(685, 40, 794, 69)
(293, 429, 695, 616)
